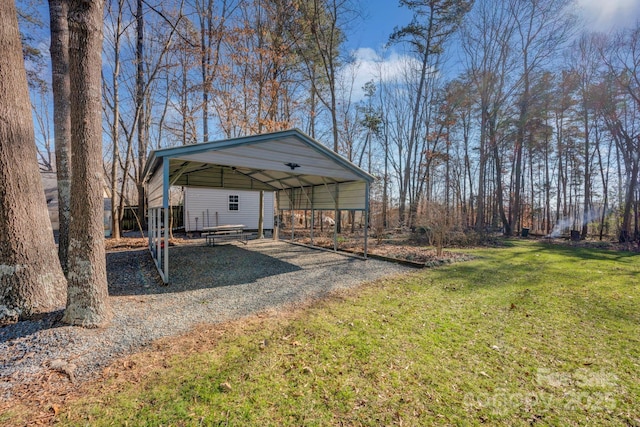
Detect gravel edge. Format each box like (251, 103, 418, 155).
(0, 240, 413, 402)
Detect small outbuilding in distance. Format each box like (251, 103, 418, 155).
(142, 128, 374, 283)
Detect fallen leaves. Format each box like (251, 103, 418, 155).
(49, 404, 60, 416)
(49, 359, 77, 383)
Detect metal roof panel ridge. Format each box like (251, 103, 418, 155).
(142, 128, 374, 184)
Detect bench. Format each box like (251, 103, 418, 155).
(203, 225, 248, 246)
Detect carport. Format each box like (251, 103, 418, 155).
(142, 128, 374, 283)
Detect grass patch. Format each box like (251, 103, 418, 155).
(53, 241, 640, 425)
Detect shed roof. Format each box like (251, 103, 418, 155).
(142, 129, 374, 194)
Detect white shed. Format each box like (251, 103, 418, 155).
(184, 187, 274, 231)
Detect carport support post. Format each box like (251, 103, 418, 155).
(148, 207, 153, 252)
(258, 190, 264, 239)
(156, 209, 162, 272)
(274, 192, 279, 241)
(162, 156, 170, 283)
(290, 188, 295, 241)
(334, 184, 339, 252)
(291, 207, 295, 241)
(310, 186, 315, 246)
(364, 181, 369, 259)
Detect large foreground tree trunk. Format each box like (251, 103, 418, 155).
(49, 0, 72, 273)
(62, 0, 111, 327)
(0, 0, 67, 324)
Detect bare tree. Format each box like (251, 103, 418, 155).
(461, 0, 516, 232)
(390, 0, 472, 227)
(103, 0, 182, 236)
(32, 84, 55, 171)
(0, 0, 67, 324)
(194, 0, 234, 142)
(597, 25, 640, 242)
(508, 0, 575, 235)
(135, 0, 146, 230)
(296, 0, 355, 152)
(49, 0, 72, 271)
(103, 0, 125, 239)
(443, 77, 475, 227)
(569, 33, 601, 238)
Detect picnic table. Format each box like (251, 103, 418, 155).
(203, 224, 248, 246)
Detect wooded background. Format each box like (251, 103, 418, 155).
(19, 0, 640, 242)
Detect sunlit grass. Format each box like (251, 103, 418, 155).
(57, 241, 640, 426)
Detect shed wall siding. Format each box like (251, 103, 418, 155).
(147, 167, 164, 208)
(278, 181, 367, 210)
(184, 187, 274, 231)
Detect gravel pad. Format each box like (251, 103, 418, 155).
(0, 240, 412, 400)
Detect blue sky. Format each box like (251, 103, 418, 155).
(348, 1, 414, 52)
(342, 0, 640, 101)
(578, 0, 640, 31)
(351, 0, 640, 52)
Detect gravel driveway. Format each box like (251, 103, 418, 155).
(0, 240, 412, 401)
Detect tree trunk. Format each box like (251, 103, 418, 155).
(512, 102, 526, 236)
(475, 107, 488, 231)
(491, 122, 510, 235)
(106, 0, 124, 240)
(544, 143, 551, 234)
(49, 0, 72, 273)
(308, 72, 317, 138)
(620, 153, 639, 242)
(0, 0, 67, 323)
(401, 48, 430, 228)
(581, 106, 590, 239)
(62, 0, 111, 327)
(200, 0, 212, 142)
(596, 127, 610, 241)
(135, 0, 146, 231)
(464, 124, 473, 228)
(555, 105, 566, 231)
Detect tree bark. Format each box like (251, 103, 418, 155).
(0, 0, 67, 323)
(49, 0, 72, 273)
(581, 106, 590, 239)
(135, 0, 146, 231)
(106, 0, 124, 240)
(491, 119, 510, 235)
(62, 0, 111, 327)
(512, 82, 527, 236)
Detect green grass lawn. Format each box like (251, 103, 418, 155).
(56, 241, 640, 425)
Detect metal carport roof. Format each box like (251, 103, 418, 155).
(142, 128, 374, 283)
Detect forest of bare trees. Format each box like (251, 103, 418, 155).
(20, 0, 640, 245)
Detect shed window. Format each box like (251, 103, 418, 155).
(228, 194, 239, 211)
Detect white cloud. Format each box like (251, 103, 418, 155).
(340, 47, 420, 101)
(578, 0, 640, 31)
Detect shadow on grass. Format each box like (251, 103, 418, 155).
(527, 241, 639, 262)
(424, 240, 639, 292)
(569, 290, 640, 325)
(107, 245, 303, 296)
